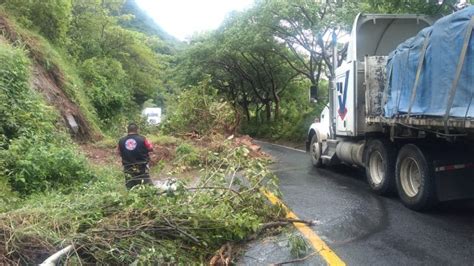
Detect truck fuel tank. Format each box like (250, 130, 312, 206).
(335, 140, 365, 167)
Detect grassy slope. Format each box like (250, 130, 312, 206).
(0, 8, 101, 212)
(0, 9, 102, 139)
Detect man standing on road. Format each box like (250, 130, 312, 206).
(118, 123, 153, 189)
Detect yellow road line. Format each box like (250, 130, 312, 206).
(262, 189, 346, 266)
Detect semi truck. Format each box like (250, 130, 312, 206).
(306, 7, 474, 211)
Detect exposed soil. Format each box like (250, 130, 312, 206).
(79, 134, 266, 185)
(232, 135, 269, 158)
(79, 143, 176, 175)
(80, 144, 120, 167)
(152, 145, 174, 163)
(31, 64, 93, 141)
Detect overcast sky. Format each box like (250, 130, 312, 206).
(135, 0, 254, 40)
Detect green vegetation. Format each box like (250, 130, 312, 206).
(1, 138, 281, 264)
(0, 0, 176, 198)
(2, 0, 72, 44)
(288, 233, 310, 258)
(1, 0, 172, 131)
(174, 143, 201, 167)
(161, 78, 237, 136)
(0, 43, 93, 196)
(147, 134, 179, 146)
(0, 0, 466, 263)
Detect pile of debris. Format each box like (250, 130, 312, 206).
(229, 135, 267, 158)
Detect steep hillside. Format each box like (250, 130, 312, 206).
(0, 0, 175, 135)
(0, 0, 186, 204)
(0, 14, 98, 140)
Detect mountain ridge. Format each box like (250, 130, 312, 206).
(122, 0, 181, 47)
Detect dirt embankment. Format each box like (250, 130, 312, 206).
(0, 15, 95, 141)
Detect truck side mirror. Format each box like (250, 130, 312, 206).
(309, 85, 318, 103)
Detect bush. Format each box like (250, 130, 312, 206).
(2, 0, 72, 44)
(288, 233, 310, 258)
(174, 143, 201, 167)
(2, 135, 94, 195)
(80, 57, 131, 123)
(162, 78, 236, 136)
(0, 176, 19, 212)
(0, 43, 93, 195)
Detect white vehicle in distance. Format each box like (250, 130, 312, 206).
(142, 107, 162, 125)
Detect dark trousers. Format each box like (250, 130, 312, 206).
(123, 163, 152, 189)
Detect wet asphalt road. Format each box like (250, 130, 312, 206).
(257, 141, 474, 265)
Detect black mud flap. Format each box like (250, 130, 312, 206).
(434, 161, 474, 202)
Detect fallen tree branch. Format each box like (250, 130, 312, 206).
(277, 218, 315, 225)
(186, 186, 244, 200)
(246, 221, 289, 242)
(164, 217, 201, 245)
(246, 218, 315, 242)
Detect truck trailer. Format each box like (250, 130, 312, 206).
(306, 7, 474, 211)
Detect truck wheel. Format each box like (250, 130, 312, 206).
(396, 144, 437, 211)
(310, 134, 323, 167)
(364, 139, 396, 195)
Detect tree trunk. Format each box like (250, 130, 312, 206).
(243, 104, 250, 122)
(265, 101, 272, 122)
(274, 99, 280, 121)
(271, 88, 281, 121)
(255, 104, 260, 123)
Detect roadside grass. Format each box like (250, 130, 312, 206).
(93, 136, 117, 149)
(0, 178, 20, 212)
(94, 133, 180, 150)
(148, 134, 180, 146)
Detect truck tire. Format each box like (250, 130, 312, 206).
(364, 139, 396, 195)
(310, 134, 323, 167)
(396, 144, 437, 211)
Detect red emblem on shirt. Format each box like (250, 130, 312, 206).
(125, 139, 137, 150)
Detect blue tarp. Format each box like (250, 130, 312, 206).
(384, 6, 474, 118)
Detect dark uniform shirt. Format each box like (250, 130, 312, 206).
(118, 133, 153, 166)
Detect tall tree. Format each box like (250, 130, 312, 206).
(69, 0, 166, 105)
(178, 11, 300, 122)
(252, 0, 357, 91)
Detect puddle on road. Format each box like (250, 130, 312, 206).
(237, 229, 326, 265)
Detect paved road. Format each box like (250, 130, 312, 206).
(258, 141, 474, 265)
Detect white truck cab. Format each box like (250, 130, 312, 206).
(306, 11, 474, 211)
(335, 14, 432, 137)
